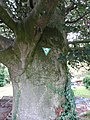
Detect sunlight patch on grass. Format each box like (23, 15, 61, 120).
(73, 86, 90, 98)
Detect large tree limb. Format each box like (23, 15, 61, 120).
(26, 0, 59, 31)
(0, 35, 14, 51)
(25, 0, 59, 63)
(0, 4, 17, 31)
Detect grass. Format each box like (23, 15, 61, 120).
(73, 86, 90, 98)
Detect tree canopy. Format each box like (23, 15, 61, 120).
(0, 0, 90, 65)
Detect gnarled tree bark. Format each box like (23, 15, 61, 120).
(0, 1, 77, 120)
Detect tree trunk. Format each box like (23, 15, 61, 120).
(0, 1, 78, 119)
(11, 45, 67, 120)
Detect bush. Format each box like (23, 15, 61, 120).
(0, 66, 6, 87)
(83, 76, 90, 89)
(0, 64, 10, 87)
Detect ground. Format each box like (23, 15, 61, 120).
(0, 83, 13, 120)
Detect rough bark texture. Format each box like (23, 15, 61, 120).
(3, 26, 67, 120)
(0, 36, 68, 118)
(11, 45, 67, 120)
(0, 1, 73, 120)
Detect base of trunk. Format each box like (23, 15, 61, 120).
(12, 76, 66, 120)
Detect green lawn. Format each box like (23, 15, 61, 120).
(73, 86, 90, 98)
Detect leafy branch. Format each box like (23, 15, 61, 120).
(0, 4, 17, 31)
(65, 2, 77, 16)
(65, 12, 89, 24)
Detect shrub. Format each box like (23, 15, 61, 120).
(83, 76, 90, 89)
(0, 64, 10, 87)
(0, 66, 6, 87)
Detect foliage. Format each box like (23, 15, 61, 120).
(58, 45, 90, 70)
(65, 0, 90, 68)
(59, 84, 79, 120)
(0, 64, 10, 87)
(0, 0, 90, 65)
(58, 70, 79, 120)
(83, 76, 90, 89)
(47, 66, 78, 119)
(66, 41, 90, 72)
(65, 0, 90, 39)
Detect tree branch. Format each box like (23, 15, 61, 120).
(25, 0, 59, 63)
(68, 40, 90, 44)
(65, 2, 77, 16)
(68, 47, 90, 54)
(26, 0, 59, 30)
(0, 4, 17, 31)
(0, 35, 14, 51)
(65, 12, 89, 24)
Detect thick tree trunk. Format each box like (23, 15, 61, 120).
(0, 1, 78, 120)
(11, 45, 67, 120)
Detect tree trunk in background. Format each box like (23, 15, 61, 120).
(11, 44, 67, 120)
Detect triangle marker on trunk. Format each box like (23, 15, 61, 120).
(42, 47, 51, 56)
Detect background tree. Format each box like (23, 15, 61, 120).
(0, 0, 90, 120)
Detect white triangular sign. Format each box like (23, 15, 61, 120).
(42, 47, 51, 56)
